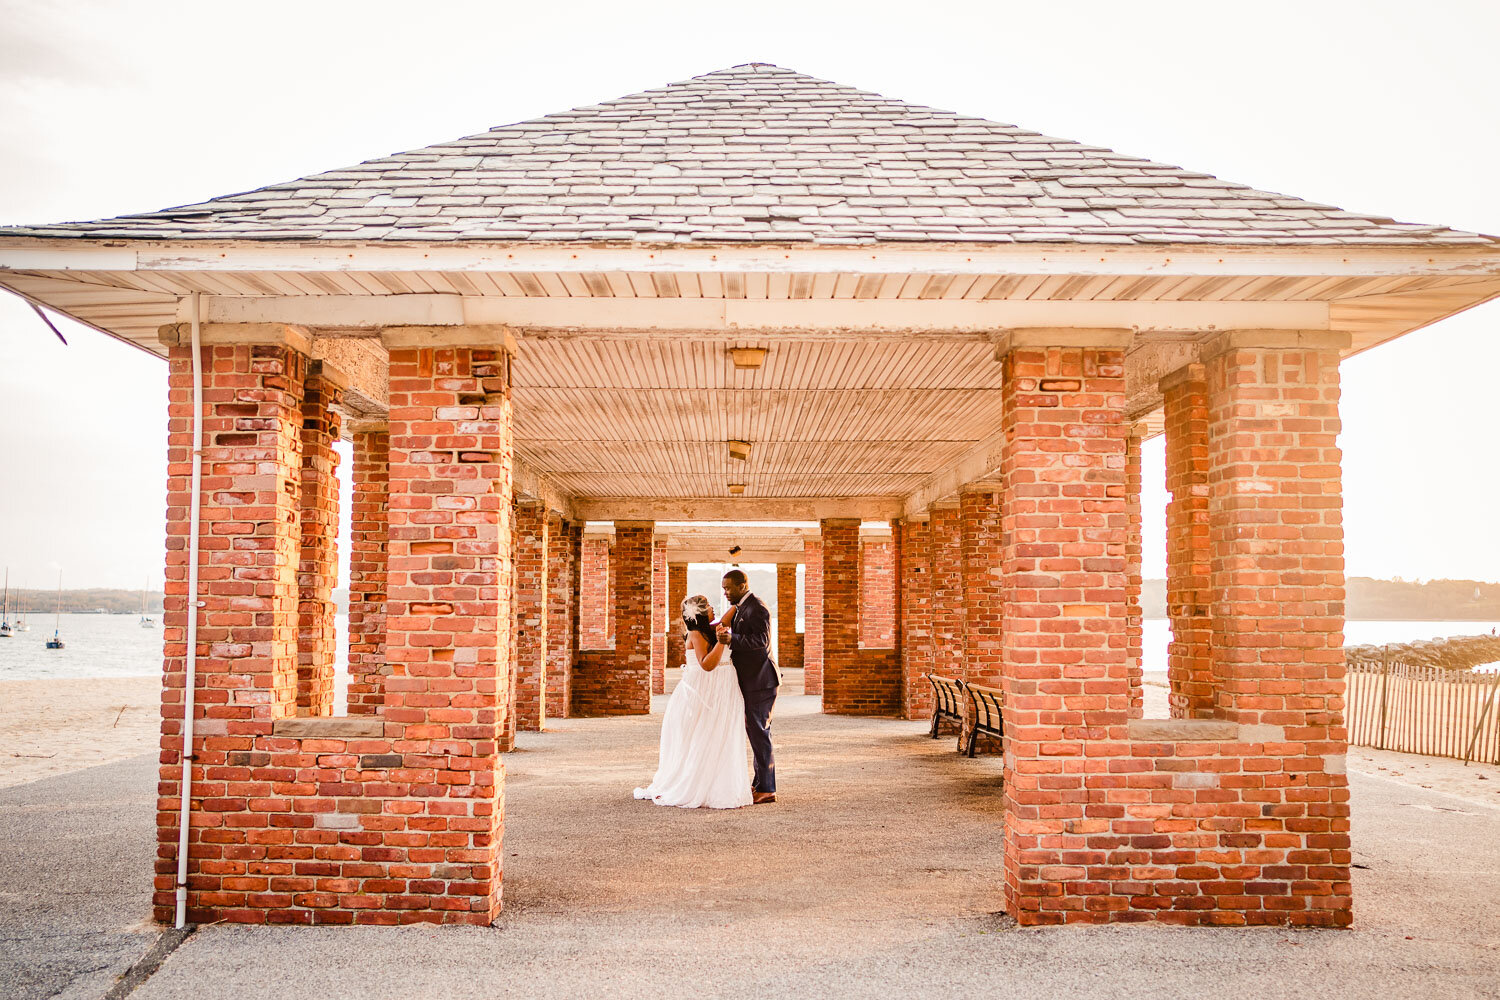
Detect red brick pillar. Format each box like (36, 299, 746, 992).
(157, 340, 512, 926)
(571, 523, 652, 715)
(1162, 364, 1214, 718)
(998, 346, 1131, 925)
(347, 423, 389, 717)
(803, 536, 823, 696)
(899, 515, 933, 721)
(615, 522, 653, 714)
(820, 519, 860, 713)
(296, 362, 344, 716)
(157, 342, 307, 922)
(579, 535, 610, 648)
(1203, 339, 1350, 926)
(821, 519, 900, 714)
(500, 512, 518, 753)
(928, 502, 964, 683)
(651, 537, 668, 694)
(960, 483, 1004, 748)
(859, 537, 895, 647)
(605, 538, 616, 641)
(776, 563, 802, 669)
(513, 500, 548, 732)
(382, 344, 511, 922)
(959, 484, 1003, 690)
(1125, 425, 1145, 719)
(545, 514, 576, 720)
(666, 562, 688, 670)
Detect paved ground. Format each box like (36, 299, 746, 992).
(4, 676, 1500, 1000)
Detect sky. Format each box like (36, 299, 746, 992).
(0, 0, 1497, 589)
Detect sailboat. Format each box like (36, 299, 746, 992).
(1, 569, 12, 638)
(45, 571, 64, 650)
(139, 578, 156, 628)
(13, 582, 28, 631)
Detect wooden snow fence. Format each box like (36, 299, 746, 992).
(1347, 650, 1500, 764)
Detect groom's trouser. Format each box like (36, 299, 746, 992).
(744, 687, 777, 794)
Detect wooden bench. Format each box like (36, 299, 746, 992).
(961, 681, 1005, 757)
(925, 673, 965, 748)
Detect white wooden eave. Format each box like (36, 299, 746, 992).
(4, 238, 1499, 525)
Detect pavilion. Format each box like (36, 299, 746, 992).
(3, 63, 1498, 927)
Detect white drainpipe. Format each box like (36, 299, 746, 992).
(175, 292, 203, 929)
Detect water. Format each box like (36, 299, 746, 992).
(2, 615, 1496, 683)
(0, 612, 352, 684)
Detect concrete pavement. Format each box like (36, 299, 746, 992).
(4, 685, 1499, 999)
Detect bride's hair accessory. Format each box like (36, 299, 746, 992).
(681, 594, 714, 627)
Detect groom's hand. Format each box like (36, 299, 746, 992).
(715, 626, 731, 644)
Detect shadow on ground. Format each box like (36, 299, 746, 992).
(4, 681, 1499, 1000)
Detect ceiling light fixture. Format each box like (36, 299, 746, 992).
(727, 484, 746, 495)
(729, 347, 767, 369)
(728, 440, 751, 461)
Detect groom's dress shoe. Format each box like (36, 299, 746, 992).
(753, 791, 776, 805)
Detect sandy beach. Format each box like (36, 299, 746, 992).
(1, 676, 160, 789)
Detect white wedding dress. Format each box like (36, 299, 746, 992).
(633, 642, 753, 809)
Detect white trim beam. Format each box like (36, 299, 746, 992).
(163, 293, 1329, 333)
(5, 239, 1499, 278)
(572, 497, 905, 521)
(902, 427, 1009, 519)
(666, 549, 806, 564)
(513, 457, 576, 521)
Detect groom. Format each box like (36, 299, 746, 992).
(716, 569, 778, 804)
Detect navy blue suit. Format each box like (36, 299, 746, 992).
(726, 593, 778, 794)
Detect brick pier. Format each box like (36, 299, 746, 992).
(158, 341, 513, 926)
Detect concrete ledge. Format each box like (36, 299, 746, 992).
(272, 717, 385, 739)
(1128, 718, 1240, 741)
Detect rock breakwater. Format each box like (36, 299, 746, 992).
(1346, 632, 1500, 670)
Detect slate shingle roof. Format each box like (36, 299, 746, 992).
(3, 63, 1492, 246)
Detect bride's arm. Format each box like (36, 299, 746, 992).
(696, 629, 729, 671)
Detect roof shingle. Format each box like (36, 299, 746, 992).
(3, 63, 1492, 246)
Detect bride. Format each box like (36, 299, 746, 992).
(633, 594, 753, 809)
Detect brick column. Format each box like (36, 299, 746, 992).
(666, 562, 688, 670)
(157, 340, 513, 926)
(606, 538, 616, 641)
(1162, 364, 1214, 718)
(1125, 425, 1145, 719)
(820, 519, 860, 713)
(571, 522, 653, 715)
(959, 484, 1003, 690)
(960, 483, 1004, 749)
(802, 536, 823, 696)
(579, 535, 610, 648)
(821, 518, 899, 714)
(500, 513, 518, 753)
(928, 502, 964, 683)
(899, 516, 933, 721)
(1202, 339, 1350, 926)
(347, 423, 389, 716)
(859, 537, 895, 647)
(381, 344, 511, 923)
(296, 362, 344, 716)
(545, 514, 576, 720)
(998, 346, 1131, 925)
(513, 500, 548, 733)
(776, 563, 803, 669)
(651, 537, 668, 694)
(156, 342, 306, 924)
